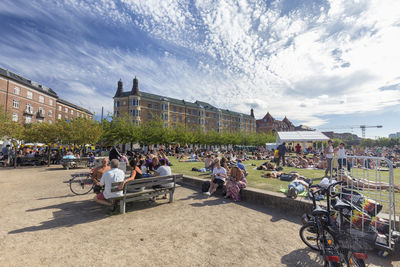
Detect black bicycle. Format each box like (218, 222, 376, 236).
(300, 181, 369, 267)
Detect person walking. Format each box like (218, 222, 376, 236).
(325, 140, 334, 177)
(277, 142, 287, 166)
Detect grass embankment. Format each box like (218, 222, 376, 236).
(170, 157, 399, 214)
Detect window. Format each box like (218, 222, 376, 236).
(164, 114, 168, 120)
(26, 103, 33, 113)
(49, 99, 53, 106)
(65, 107, 68, 113)
(38, 107, 45, 115)
(25, 115, 32, 124)
(65, 115, 68, 119)
(115, 111, 119, 117)
(37, 118, 43, 123)
(173, 115, 176, 122)
(58, 114, 62, 119)
(130, 99, 139, 106)
(49, 120, 53, 124)
(13, 99, 19, 109)
(154, 103, 158, 110)
(71, 110, 73, 115)
(12, 112, 18, 122)
(49, 110, 53, 116)
(123, 101, 126, 105)
(115, 100, 120, 108)
(14, 86, 20, 95)
(164, 104, 168, 110)
(206, 112, 209, 117)
(148, 112, 152, 119)
(39, 95, 44, 103)
(77, 112, 80, 117)
(81, 114, 84, 118)
(27, 91, 33, 99)
(178, 116, 182, 122)
(179, 107, 182, 113)
(188, 118, 191, 123)
(58, 106, 62, 111)
(148, 102, 152, 109)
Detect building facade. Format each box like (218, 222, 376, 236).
(0, 67, 92, 124)
(113, 77, 256, 133)
(256, 112, 295, 133)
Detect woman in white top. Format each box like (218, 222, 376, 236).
(335, 142, 348, 171)
(204, 158, 227, 196)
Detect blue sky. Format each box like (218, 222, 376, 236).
(0, 0, 399, 138)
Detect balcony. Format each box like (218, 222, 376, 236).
(23, 109, 34, 115)
(36, 111, 45, 118)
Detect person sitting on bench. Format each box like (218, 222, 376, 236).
(93, 159, 125, 209)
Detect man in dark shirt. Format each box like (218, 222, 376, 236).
(109, 146, 121, 161)
(277, 142, 287, 166)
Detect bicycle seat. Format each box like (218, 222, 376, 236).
(333, 198, 352, 211)
(312, 205, 329, 216)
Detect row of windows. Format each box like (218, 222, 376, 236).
(12, 112, 53, 124)
(12, 100, 53, 117)
(13, 86, 54, 106)
(12, 99, 89, 119)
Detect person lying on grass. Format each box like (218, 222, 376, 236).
(337, 169, 400, 192)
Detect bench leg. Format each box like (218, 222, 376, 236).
(119, 199, 125, 214)
(169, 190, 174, 203)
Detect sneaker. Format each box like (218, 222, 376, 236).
(203, 192, 211, 196)
(287, 187, 296, 198)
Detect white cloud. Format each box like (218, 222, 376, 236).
(1, 0, 400, 127)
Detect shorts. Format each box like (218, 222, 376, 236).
(212, 178, 225, 187)
(96, 192, 105, 200)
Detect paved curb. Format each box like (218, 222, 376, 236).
(178, 175, 313, 215)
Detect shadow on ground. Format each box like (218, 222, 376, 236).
(8, 199, 169, 234)
(181, 187, 304, 225)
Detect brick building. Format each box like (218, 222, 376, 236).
(256, 112, 295, 133)
(0, 67, 92, 124)
(113, 77, 256, 133)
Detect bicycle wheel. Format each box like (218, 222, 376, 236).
(69, 174, 94, 195)
(348, 256, 366, 267)
(300, 221, 336, 251)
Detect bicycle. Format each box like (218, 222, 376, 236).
(69, 168, 97, 195)
(300, 181, 369, 266)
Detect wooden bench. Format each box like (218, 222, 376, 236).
(18, 156, 47, 166)
(61, 158, 92, 169)
(109, 174, 183, 214)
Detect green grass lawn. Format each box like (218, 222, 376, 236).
(170, 157, 399, 214)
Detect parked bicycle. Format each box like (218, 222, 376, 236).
(300, 181, 369, 267)
(69, 168, 98, 195)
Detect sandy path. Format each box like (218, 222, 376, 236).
(0, 167, 397, 266)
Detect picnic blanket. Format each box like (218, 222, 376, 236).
(279, 188, 308, 197)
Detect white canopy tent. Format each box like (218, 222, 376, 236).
(276, 131, 330, 152)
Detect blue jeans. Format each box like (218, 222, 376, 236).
(288, 182, 305, 193)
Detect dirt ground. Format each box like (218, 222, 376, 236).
(0, 167, 398, 267)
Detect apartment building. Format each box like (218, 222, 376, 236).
(113, 77, 256, 133)
(0, 67, 92, 124)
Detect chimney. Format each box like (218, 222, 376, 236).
(250, 108, 254, 118)
(132, 76, 140, 95)
(114, 79, 123, 97)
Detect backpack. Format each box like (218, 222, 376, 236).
(202, 181, 210, 192)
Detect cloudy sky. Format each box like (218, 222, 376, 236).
(1, 0, 400, 138)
